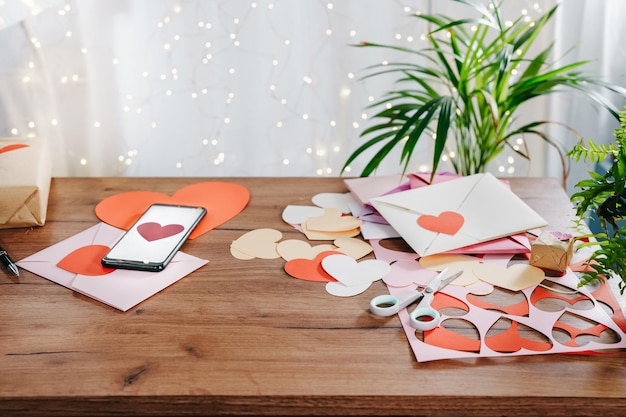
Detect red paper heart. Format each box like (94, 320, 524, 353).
(284, 250, 340, 282)
(485, 318, 552, 353)
(95, 182, 250, 239)
(137, 222, 184, 241)
(417, 211, 464, 235)
(0, 144, 29, 154)
(57, 244, 115, 276)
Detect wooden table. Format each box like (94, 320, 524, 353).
(0, 177, 624, 417)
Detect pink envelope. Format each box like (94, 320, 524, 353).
(16, 222, 208, 311)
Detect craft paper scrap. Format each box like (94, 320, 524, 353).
(370, 173, 547, 256)
(95, 182, 250, 239)
(17, 222, 208, 311)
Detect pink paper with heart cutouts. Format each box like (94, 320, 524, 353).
(417, 211, 464, 235)
(95, 182, 249, 239)
(137, 222, 184, 241)
(371, 241, 626, 362)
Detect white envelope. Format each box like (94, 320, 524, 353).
(370, 173, 547, 256)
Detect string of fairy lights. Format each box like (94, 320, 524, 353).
(0, 0, 548, 177)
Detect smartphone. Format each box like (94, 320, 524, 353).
(102, 203, 207, 272)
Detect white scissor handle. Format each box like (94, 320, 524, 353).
(408, 292, 441, 330)
(369, 291, 423, 317)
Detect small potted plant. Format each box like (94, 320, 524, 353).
(343, 0, 626, 179)
(568, 104, 626, 295)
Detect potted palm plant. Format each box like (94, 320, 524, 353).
(343, 0, 626, 180)
(568, 104, 626, 294)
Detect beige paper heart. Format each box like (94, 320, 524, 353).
(333, 237, 372, 260)
(300, 222, 361, 241)
(304, 208, 362, 232)
(419, 254, 482, 286)
(472, 263, 545, 292)
(276, 239, 336, 261)
(230, 228, 283, 260)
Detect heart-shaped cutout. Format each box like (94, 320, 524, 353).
(95, 182, 249, 239)
(276, 239, 335, 261)
(485, 318, 552, 353)
(332, 237, 372, 260)
(281, 205, 325, 225)
(325, 280, 373, 297)
(385, 259, 433, 288)
(57, 244, 115, 276)
(304, 208, 362, 233)
(321, 254, 390, 286)
(552, 311, 620, 347)
(284, 251, 341, 282)
(230, 228, 282, 260)
(419, 254, 482, 286)
(137, 222, 184, 241)
(472, 262, 544, 292)
(422, 318, 481, 353)
(417, 211, 464, 235)
(0, 143, 29, 154)
(311, 192, 355, 214)
(530, 281, 594, 312)
(467, 287, 530, 316)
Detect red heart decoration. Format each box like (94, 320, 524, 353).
(137, 222, 184, 241)
(485, 318, 552, 353)
(95, 182, 250, 239)
(417, 211, 464, 235)
(57, 244, 115, 276)
(284, 250, 340, 282)
(0, 144, 29, 154)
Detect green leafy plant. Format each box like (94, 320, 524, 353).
(343, 0, 626, 179)
(568, 105, 626, 294)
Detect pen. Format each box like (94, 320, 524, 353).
(0, 245, 19, 276)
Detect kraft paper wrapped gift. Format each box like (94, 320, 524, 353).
(0, 138, 51, 229)
(529, 231, 574, 274)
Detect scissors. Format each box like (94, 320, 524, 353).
(369, 267, 462, 331)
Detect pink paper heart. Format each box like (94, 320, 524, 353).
(137, 222, 184, 241)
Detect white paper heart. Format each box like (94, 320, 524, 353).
(321, 253, 390, 286)
(311, 192, 356, 214)
(325, 280, 372, 297)
(282, 205, 325, 225)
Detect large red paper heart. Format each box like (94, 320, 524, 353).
(57, 244, 115, 276)
(95, 182, 250, 239)
(0, 144, 29, 154)
(417, 211, 464, 235)
(137, 222, 184, 241)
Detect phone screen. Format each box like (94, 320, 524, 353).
(102, 203, 206, 271)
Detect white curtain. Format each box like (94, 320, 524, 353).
(0, 0, 624, 185)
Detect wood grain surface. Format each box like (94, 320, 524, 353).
(0, 177, 624, 417)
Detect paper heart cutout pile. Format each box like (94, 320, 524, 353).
(95, 182, 250, 239)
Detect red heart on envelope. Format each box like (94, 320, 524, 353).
(417, 211, 464, 235)
(57, 244, 115, 276)
(137, 222, 184, 241)
(0, 144, 29, 154)
(95, 182, 250, 239)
